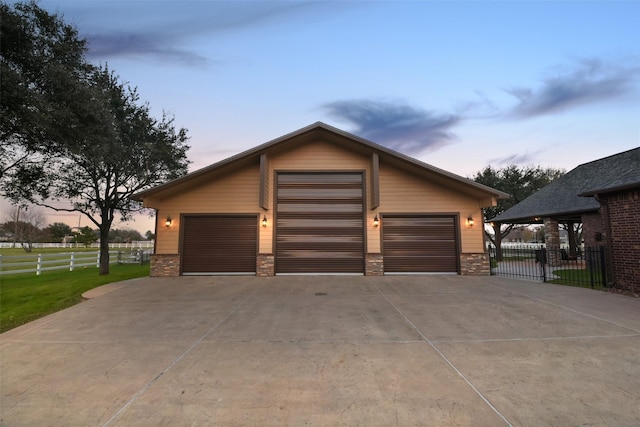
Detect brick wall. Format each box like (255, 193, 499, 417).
(581, 210, 606, 248)
(543, 218, 561, 266)
(150, 254, 180, 277)
(602, 189, 640, 292)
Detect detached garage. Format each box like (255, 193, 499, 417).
(133, 122, 507, 277)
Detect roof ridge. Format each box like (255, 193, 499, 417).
(575, 146, 639, 168)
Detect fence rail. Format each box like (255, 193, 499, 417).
(489, 245, 609, 289)
(0, 241, 154, 249)
(0, 250, 151, 276)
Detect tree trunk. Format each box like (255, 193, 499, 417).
(493, 223, 504, 261)
(99, 226, 110, 275)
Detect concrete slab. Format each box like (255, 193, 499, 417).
(1, 275, 639, 426)
(112, 342, 506, 426)
(438, 336, 640, 426)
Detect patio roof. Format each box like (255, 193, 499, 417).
(493, 147, 640, 224)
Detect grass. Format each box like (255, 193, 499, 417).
(0, 247, 98, 256)
(0, 263, 150, 333)
(548, 268, 604, 289)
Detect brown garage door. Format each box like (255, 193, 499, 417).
(276, 173, 364, 274)
(382, 215, 458, 273)
(181, 215, 257, 274)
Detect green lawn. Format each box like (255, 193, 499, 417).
(0, 247, 98, 256)
(548, 268, 605, 289)
(0, 264, 150, 333)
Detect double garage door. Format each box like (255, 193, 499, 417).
(180, 174, 458, 275)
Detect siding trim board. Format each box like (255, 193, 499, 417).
(370, 153, 380, 209)
(381, 213, 460, 274)
(259, 153, 269, 210)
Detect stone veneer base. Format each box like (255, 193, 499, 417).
(365, 253, 384, 276)
(460, 253, 490, 276)
(150, 254, 180, 277)
(257, 254, 275, 276)
(148, 252, 490, 277)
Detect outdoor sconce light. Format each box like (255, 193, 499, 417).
(373, 215, 379, 227)
(466, 215, 475, 227)
(262, 215, 268, 227)
(165, 216, 172, 228)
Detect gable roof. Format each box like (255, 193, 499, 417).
(493, 147, 640, 223)
(132, 122, 509, 203)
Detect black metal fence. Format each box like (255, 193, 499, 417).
(488, 245, 609, 289)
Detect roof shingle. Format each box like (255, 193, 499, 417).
(493, 147, 640, 223)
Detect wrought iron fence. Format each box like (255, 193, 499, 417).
(488, 244, 609, 289)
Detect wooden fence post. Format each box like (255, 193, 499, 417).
(70, 252, 75, 271)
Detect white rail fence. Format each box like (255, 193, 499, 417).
(0, 241, 154, 249)
(0, 250, 151, 276)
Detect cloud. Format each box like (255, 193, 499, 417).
(86, 33, 208, 67)
(488, 151, 542, 166)
(505, 58, 640, 118)
(322, 99, 461, 154)
(71, 1, 346, 67)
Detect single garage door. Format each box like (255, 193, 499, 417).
(276, 173, 365, 274)
(382, 215, 458, 273)
(181, 215, 257, 274)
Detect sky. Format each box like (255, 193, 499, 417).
(5, 0, 640, 234)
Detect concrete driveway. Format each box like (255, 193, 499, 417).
(1, 275, 639, 426)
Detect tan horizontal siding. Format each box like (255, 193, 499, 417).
(155, 166, 261, 254)
(376, 163, 485, 253)
(270, 139, 369, 172)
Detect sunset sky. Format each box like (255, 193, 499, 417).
(6, 1, 640, 234)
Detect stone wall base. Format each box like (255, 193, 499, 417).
(460, 253, 490, 275)
(257, 254, 275, 276)
(150, 254, 180, 277)
(149, 253, 490, 277)
(365, 253, 384, 276)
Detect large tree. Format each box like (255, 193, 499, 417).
(472, 165, 565, 258)
(2, 3, 190, 274)
(12, 67, 190, 274)
(1, 1, 90, 186)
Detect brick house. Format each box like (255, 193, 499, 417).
(493, 148, 640, 291)
(133, 122, 508, 277)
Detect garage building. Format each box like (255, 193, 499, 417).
(133, 122, 507, 276)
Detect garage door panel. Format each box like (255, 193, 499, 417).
(383, 215, 458, 273)
(276, 173, 364, 274)
(277, 258, 364, 274)
(385, 257, 458, 272)
(182, 216, 257, 274)
(385, 247, 457, 255)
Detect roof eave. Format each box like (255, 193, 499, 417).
(578, 182, 640, 197)
(492, 207, 599, 224)
(132, 122, 510, 201)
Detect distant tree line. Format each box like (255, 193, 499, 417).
(0, 216, 153, 252)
